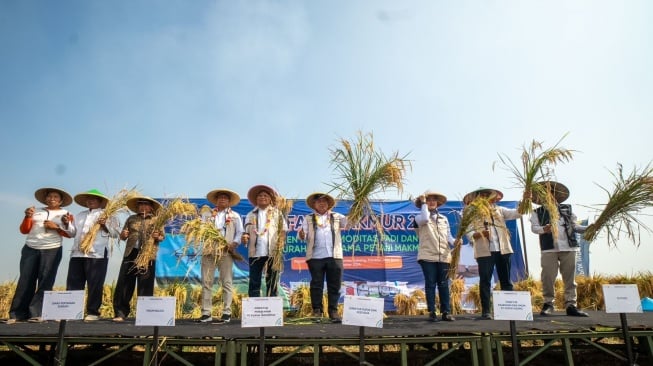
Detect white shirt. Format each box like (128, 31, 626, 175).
(71, 208, 120, 258)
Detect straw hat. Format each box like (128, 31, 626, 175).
(34, 187, 73, 207)
(74, 189, 109, 208)
(306, 192, 336, 211)
(414, 190, 447, 208)
(463, 187, 504, 205)
(247, 185, 277, 206)
(126, 196, 162, 214)
(206, 188, 241, 207)
(532, 181, 570, 204)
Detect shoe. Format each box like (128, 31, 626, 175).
(479, 313, 493, 320)
(328, 311, 342, 323)
(4, 318, 17, 324)
(540, 303, 554, 316)
(84, 315, 100, 321)
(441, 313, 455, 321)
(312, 310, 323, 318)
(28, 317, 44, 323)
(195, 315, 213, 323)
(112, 316, 125, 322)
(428, 312, 440, 322)
(214, 314, 230, 323)
(566, 305, 589, 317)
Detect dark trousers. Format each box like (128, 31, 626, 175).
(248, 256, 279, 297)
(112, 249, 156, 318)
(477, 252, 513, 314)
(66, 253, 109, 316)
(307, 257, 343, 314)
(418, 260, 451, 314)
(9, 245, 62, 320)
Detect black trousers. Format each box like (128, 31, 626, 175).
(112, 249, 156, 318)
(477, 251, 513, 314)
(66, 252, 109, 316)
(307, 257, 343, 314)
(248, 256, 279, 297)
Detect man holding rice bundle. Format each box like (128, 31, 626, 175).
(530, 181, 589, 317)
(414, 190, 456, 322)
(196, 188, 244, 324)
(242, 184, 288, 298)
(464, 187, 524, 320)
(112, 196, 165, 322)
(298, 192, 347, 323)
(67, 189, 120, 321)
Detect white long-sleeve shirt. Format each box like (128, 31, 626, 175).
(70, 209, 120, 258)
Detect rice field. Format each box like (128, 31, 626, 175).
(1, 271, 651, 319)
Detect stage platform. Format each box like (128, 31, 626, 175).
(1, 311, 652, 366)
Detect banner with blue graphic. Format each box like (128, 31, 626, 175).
(156, 198, 526, 310)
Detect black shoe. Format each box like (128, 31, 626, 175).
(566, 305, 589, 317)
(214, 314, 231, 323)
(540, 303, 554, 316)
(428, 312, 440, 322)
(195, 315, 213, 323)
(479, 313, 493, 320)
(328, 311, 342, 323)
(441, 313, 455, 321)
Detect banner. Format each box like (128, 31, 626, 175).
(157, 199, 526, 310)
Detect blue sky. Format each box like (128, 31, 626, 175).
(1, 1, 652, 285)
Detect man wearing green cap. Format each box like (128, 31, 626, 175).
(67, 189, 121, 321)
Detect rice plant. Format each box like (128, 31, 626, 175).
(583, 163, 653, 246)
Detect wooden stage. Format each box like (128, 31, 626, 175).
(1, 311, 652, 366)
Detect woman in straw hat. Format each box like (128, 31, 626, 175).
(196, 188, 244, 324)
(530, 181, 589, 317)
(414, 190, 456, 322)
(67, 189, 121, 321)
(298, 192, 348, 323)
(463, 187, 525, 320)
(112, 196, 164, 322)
(6, 187, 76, 324)
(241, 184, 287, 297)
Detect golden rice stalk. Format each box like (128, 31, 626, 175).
(450, 278, 465, 315)
(577, 274, 608, 310)
(583, 163, 653, 246)
(0, 281, 17, 319)
(328, 131, 412, 244)
(494, 134, 574, 215)
(133, 197, 197, 273)
(180, 217, 244, 263)
(289, 284, 314, 317)
(79, 187, 140, 254)
(271, 196, 293, 272)
(448, 197, 494, 279)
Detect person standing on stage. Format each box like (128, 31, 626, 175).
(196, 188, 244, 324)
(241, 185, 287, 298)
(67, 189, 120, 321)
(414, 190, 456, 322)
(298, 192, 347, 323)
(530, 181, 589, 317)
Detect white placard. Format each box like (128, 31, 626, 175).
(602, 284, 642, 313)
(42, 291, 85, 320)
(342, 295, 384, 328)
(492, 291, 533, 321)
(135, 296, 176, 326)
(241, 297, 284, 328)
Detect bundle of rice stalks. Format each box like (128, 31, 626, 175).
(134, 198, 197, 272)
(576, 274, 608, 310)
(79, 187, 140, 254)
(271, 196, 293, 273)
(231, 291, 244, 319)
(0, 281, 17, 319)
(583, 163, 653, 246)
(465, 284, 481, 312)
(448, 196, 493, 279)
(494, 134, 574, 215)
(450, 278, 466, 315)
(328, 131, 411, 244)
(157, 281, 189, 319)
(180, 217, 244, 263)
(289, 284, 314, 317)
(632, 271, 653, 298)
